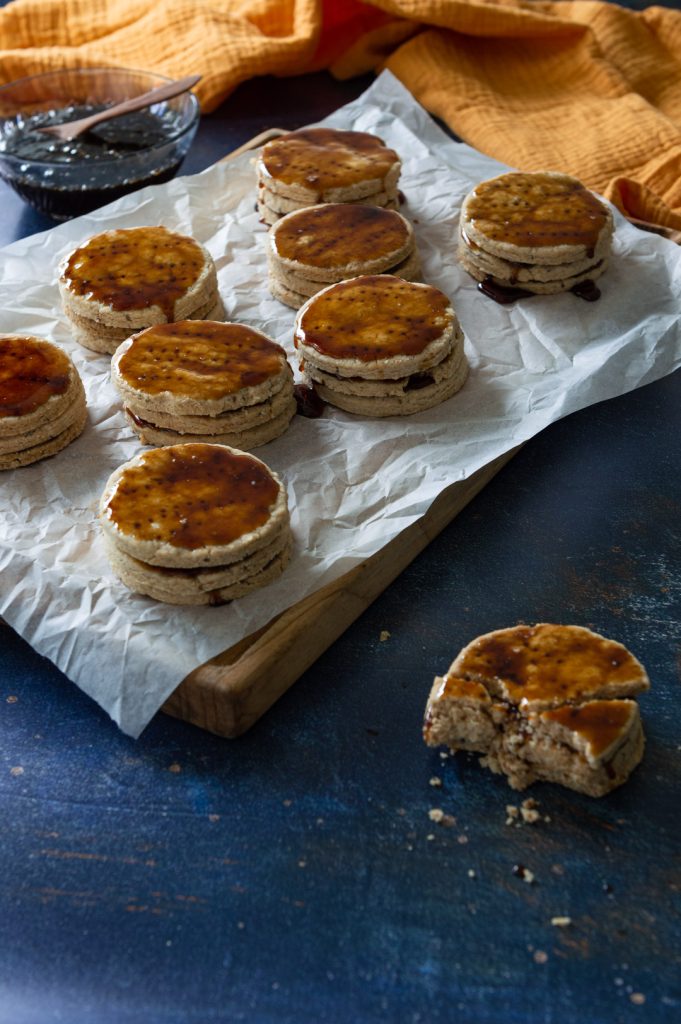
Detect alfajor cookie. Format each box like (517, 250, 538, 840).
(423, 623, 649, 796)
(256, 127, 401, 224)
(294, 275, 468, 417)
(59, 226, 223, 355)
(99, 443, 291, 605)
(111, 320, 296, 450)
(0, 334, 87, 469)
(268, 204, 420, 310)
(458, 171, 614, 301)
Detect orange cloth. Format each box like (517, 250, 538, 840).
(1, 0, 681, 231)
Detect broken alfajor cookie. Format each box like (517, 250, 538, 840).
(423, 623, 649, 796)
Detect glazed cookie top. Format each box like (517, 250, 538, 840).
(100, 443, 289, 569)
(60, 226, 208, 320)
(449, 623, 650, 709)
(115, 321, 289, 401)
(462, 172, 612, 256)
(270, 205, 412, 272)
(295, 275, 453, 364)
(0, 335, 73, 419)
(260, 128, 399, 195)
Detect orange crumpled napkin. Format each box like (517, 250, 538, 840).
(1, 0, 681, 233)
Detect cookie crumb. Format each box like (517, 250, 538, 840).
(630, 993, 646, 1006)
(513, 864, 535, 883)
(429, 776, 442, 787)
(551, 916, 572, 927)
(520, 798, 541, 824)
(533, 950, 548, 964)
(428, 808, 444, 823)
(457, 834, 469, 845)
(168, 763, 181, 773)
(426, 833, 435, 841)
(505, 804, 519, 825)
(10, 766, 24, 777)
(379, 630, 391, 642)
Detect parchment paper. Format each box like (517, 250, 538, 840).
(1, 71, 680, 737)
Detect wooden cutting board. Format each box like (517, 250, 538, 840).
(162, 448, 517, 737)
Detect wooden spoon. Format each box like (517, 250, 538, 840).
(36, 74, 201, 142)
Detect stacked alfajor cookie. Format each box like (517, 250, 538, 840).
(256, 127, 401, 226)
(100, 443, 292, 605)
(59, 226, 223, 355)
(295, 275, 468, 417)
(0, 335, 87, 469)
(458, 171, 614, 300)
(268, 203, 421, 310)
(111, 320, 296, 450)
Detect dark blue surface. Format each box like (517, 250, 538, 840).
(1, 49, 680, 1024)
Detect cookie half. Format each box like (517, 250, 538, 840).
(0, 334, 87, 469)
(423, 623, 650, 796)
(59, 226, 222, 355)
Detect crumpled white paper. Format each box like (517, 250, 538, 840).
(1, 71, 680, 737)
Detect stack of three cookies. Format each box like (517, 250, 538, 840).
(100, 443, 292, 605)
(256, 127, 402, 226)
(0, 335, 86, 470)
(458, 171, 614, 300)
(111, 320, 296, 451)
(59, 225, 224, 355)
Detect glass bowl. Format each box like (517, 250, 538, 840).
(0, 67, 200, 221)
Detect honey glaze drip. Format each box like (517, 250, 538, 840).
(0, 336, 71, 417)
(542, 701, 634, 759)
(118, 321, 286, 398)
(478, 277, 601, 304)
(262, 128, 398, 194)
(457, 624, 644, 706)
(273, 205, 408, 268)
(296, 276, 451, 361)
(468, 173, 608, 250)
(293, 383, 325, 418)
(62, 226, 205, 322)
(105, 444, 280, 549)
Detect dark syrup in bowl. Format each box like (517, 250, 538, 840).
(0, 97, 197, 220)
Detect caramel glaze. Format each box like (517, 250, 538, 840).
(467, 173, 609, 251)
(541, 700, 634, 759)
(62, 226, 206, 322)
(296, 276, 451, 362)
(118, 321, 286, 398)
(261, 128, 398, 195)
(105, 444, 280, 549)
(0, 336, 71, 418)
(273, 205, 408, 269)
(455, 624, 647, 707)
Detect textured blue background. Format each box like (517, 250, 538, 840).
(1, 14, 680, 1022)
